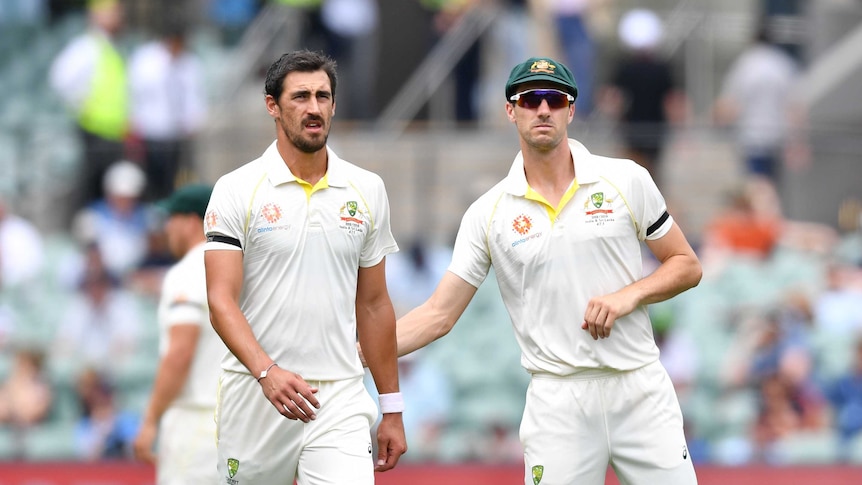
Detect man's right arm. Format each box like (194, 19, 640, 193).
(396, 271, 478, 357)
(204, 249, 320, 421)
(204, 250, 270, 376)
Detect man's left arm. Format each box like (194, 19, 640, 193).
(132, 324, 200, 463)
(355, 258, 407, 472)
(583, 222, 702, 339)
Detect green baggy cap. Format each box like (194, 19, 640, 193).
(505, 57, 578, 101)
(157, 184, 213, 218)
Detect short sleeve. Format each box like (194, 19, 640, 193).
(359, 175, 398, 267)
(162, 262, 207, 328)
(447, 200, 491, 288)
(631, 164, 673, 241)
(204, 175, 245, 252)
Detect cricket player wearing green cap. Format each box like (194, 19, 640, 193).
(389, 56, 702, 485)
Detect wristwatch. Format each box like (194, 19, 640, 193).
(258, 363, 278, 382)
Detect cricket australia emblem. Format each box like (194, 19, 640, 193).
(531, 465, 544, 485)
(584, 191, 615, 226)
(339, 200, 367, 235)
(226, 458, 240, 484)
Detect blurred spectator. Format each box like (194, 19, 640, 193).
(128, 22, 208, 201)
(320, 0, 379, 120)
(269, 0, 324, 42)
(0, 196, 44, 289)
(725, 307, 828, 461)
(747, 310, 813, 386)
(0, 348, 53, 427)
(73, 367, 140, 460)
(423, 0, 483, 122)
(752, 373, 829, 462)
(702, 184, 783, 262)
(813, 262, 862, 335)
(51, 263, 142, 376)
(713, 22, 800, 181)
(480, 422, 523, 463)
(550, 0, 595, 116)
(485, 0, 534, 122)
(48, 0, 130, 213)
(601, 8, 680, 185)
(71, 160, 151, 279)
(208, 0, 260, 46)
(826, 339, 862, 455)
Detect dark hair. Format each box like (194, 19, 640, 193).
(264, 50, 338, 102)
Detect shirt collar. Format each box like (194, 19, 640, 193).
(502, 138, 599, 195)
(262, 141, 349, 188)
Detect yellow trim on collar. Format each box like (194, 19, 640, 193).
(295, 173, 330, 201)
(525, 180, 580, 224)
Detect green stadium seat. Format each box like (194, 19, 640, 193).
(21, 421, 78, 461)
(771, 429, 839, 465)
(0, 427, 22, 460)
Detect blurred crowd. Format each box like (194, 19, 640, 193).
(2, 0, 862, 468)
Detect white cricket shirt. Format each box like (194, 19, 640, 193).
(157, 242, 226, 408)
(204, 141, 398, 380)
(448, 139, 672, 375)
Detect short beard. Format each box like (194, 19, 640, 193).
(287, 128, 328, 154)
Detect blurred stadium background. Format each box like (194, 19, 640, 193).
(2, 0, 862, 483)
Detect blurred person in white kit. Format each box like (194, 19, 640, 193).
(133, 184, 226, 484)
(128, 21, 207, 201)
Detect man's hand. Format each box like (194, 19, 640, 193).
(132, 421, 158, 464)
(258, 366, 320, 422)
(375, 413, 407, 472)
(581, 291, 638, 340)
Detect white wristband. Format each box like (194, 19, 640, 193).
(378, 392, 405, 414)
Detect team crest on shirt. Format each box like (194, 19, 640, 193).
(226, 458, 240, 484)
(584, 191, 616, 226)
(531, 465, 544, 484)
(338, 200, 367, 235)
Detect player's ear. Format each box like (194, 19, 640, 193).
(505, 102, 516, 122)
(265, 94, 280, 118)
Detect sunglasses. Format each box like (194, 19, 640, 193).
(509, 89, 574, 110)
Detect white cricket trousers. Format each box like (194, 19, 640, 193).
(520, 360, 698, 485)
(215, 372, 378, 485)
(158, 405, 219, 485)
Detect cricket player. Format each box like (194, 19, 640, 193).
(389, 56, 703, 484)
(133, 183, 225, 484)
(204, 50, 406, 484)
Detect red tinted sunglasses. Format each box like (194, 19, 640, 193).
(509, 89, 574, 109)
